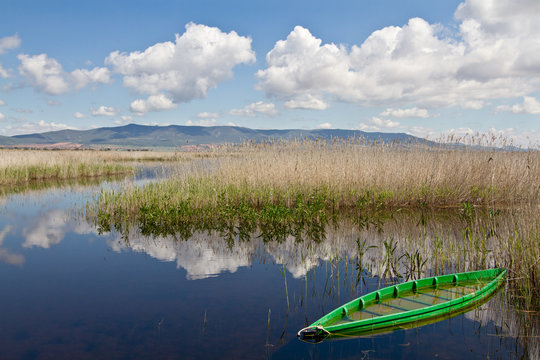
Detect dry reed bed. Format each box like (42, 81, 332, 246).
(0, 149, 219, 186)
(98, 140, 539, 214)
(208, 141, 539, 207)
(90, 140, 539, 308)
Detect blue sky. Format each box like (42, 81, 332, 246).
(0, 0, 538, 146)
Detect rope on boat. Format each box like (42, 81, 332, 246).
(297, 325, 331, 338)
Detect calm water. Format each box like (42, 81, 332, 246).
(0, 176, 536, 359)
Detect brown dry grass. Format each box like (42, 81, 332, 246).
(90, 139, 539, 307)
(182, 140, 540, 208)
(0, 149, 220, 186)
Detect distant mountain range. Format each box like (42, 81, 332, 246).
(0, 124, 430, 148)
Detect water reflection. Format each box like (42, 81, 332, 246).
(3, 194, 529, 288)
(0, 173, 130, 198)
(23, 210, 70, 248)
(0, 225, 24, 266)
(0, 180, 537, 359)
(464, 296, 540, 360)
(97, 208, 511, 283)
(88, 208, 538, 357)
(107, 231, 255, 280)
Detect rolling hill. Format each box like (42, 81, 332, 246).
(0, 124, 428, 148)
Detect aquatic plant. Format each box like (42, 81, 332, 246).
(87, 139, 539, 307)
(402, 249, 428, 280)
(0, 148, 224, 187)
(381, 238, 402, 280)
(91, 138, 539, 217)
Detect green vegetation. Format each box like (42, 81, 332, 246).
(0, 149, 224, 187)
(90, 139, 539, 233)
(0, 174, 129, 197)
(1, 162, 133, 185)
(88, 140, 539, 308)
(0, 149, 131, 186)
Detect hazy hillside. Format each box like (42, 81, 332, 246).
(0, 135, 17, 146)
(0, 124, 427, 148)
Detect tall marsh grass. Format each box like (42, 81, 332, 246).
(206, 139, 539, 207)
(0, 149, 219, 186)
(89, 139, 539, 307)
(93, 139, 539, 216)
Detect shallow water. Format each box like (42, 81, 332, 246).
(0, 175, 537, 359)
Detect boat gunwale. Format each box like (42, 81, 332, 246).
(310, 268, 506, 334)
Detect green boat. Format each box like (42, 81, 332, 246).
(298, 268, 506, 342)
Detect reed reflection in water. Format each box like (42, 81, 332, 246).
(0, 181, 537, 359)
(99, 206, 538, 358)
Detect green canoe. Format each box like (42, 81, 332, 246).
(298, 268, 506, 342)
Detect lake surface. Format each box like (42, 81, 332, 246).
(0, 173, 537, 359)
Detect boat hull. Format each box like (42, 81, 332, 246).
(298, 268, 506, 341)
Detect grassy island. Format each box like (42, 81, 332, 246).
(87, 140, 539, 308)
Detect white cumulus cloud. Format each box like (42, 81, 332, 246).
(18, 54, 69, 95)
(0, 64, 10, 78)
(0, 34, 21, 54)
(186, 118, 218, 126)
(106, 23, 255, 104)
(357, 117, 400, 131)
(371, 117, 400, 128)
(380, 107, 431, 118)
(397, 124, 539, 148)
(257, 0, 540, 109)
(130, 93, 177, 115)
(228, 101, 277, 117)
(496, 96, 540, 114)
(0, 112, 5, 121)
(0, 120, 76, 136)
(197, 112, 219, 119)
(73, 112, 86, 119)
(17, 54, 111, 95)
(70, 67, 111, 89)
(186, 118, 238, 127)
(284, 94, 329, 110)
(485, 127, 540, 148)
(91, 105, 118, 116)
(316, 122, 332, 129)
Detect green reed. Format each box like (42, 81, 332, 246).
(88, 140, 539, 308)
(0, 148, 225, 187)
(1, 162, 134, 186)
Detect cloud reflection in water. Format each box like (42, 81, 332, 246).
(0, 225, 24, 266)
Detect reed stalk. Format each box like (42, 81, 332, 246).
(87, 138, 539, 307)
(0, 149, 223, 186)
